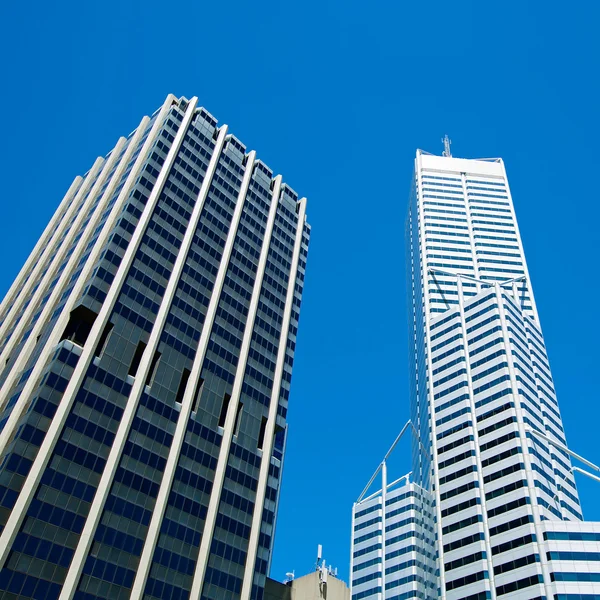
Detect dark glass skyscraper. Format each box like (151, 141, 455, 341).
(0, 94, 310, 600)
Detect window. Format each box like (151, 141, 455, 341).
(128, 340, 147, 377)
(257, 416, 268, 449)
(61, 305, 98, 347)
(446, 570, 488, 591)
(94, 321, 114, 358)
(218, 393, 231, 427)
(191, 376, 204, 413)
(234, 402, 243, 435)
(551, 573, 600, 583)
(544, 531, 600, 542)
(175, 368, 191, 404)
(145, 350, 161, 386)
(496, 574, 542, 595)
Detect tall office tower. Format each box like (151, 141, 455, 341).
(0, 94, 310, 600)
(405, 143, 600, 600)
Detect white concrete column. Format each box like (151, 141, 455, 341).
(523, 320, 565, 520)
(380, 460, 387, 600)
(189, 175, 284, 600)
(57, 102, 228, 600)
(461, 172, 481, 294)
(415, 151, 446, 599)
(0, 174, 83, 328)
(0, 150, 122, 420)
(455, 285, 497, 599)
(0, 155, 107, 359)
(0, 94, 184, 569)
(239, 197, 306, 600)
(499, 160, 540, 324)
(350, 503, 356, 597)
(494, 284, 554, 599)
(128, 148, 256, 600)
(266, 422, 287, 576)
(511, 281, 520, 306)
(0, 95, 178, 461)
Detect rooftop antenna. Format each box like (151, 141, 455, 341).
(442, 134, 452, 157)
(284, 571, 295, 585)
(314, 544, 338, 597)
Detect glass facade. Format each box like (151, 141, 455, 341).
(0, 94, 309, 600)
(405, 150, 600, 600)
(351, 480, 437, 600)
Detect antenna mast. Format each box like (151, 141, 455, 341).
(442, 134, 452, 157)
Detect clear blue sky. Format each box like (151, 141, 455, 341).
(1, 0, 599, 585)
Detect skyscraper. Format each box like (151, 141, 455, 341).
(403, 143, 600, 600)
(0, 94, 310, 600)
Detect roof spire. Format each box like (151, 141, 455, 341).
(442, 134, 452, 157)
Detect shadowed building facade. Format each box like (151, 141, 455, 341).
(0, 94, 309, 600)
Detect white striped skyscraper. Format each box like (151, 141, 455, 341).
(403, 147, 600, 600)
(351, 473, 437, 600)
(0, 94, 310, 600)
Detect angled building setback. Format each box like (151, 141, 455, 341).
(403, 147, 600, 600)
(0, 94, 310, 600)
(351, 474, 437, 600)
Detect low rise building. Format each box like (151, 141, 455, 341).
(266, 547, 350, 600)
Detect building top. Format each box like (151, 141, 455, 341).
(174, 96, 307, 214)
(417, 135, 504, 173)
(269, 545, 349, 600)
(266, 572, 350, 600)
(417, 150, 505, 176)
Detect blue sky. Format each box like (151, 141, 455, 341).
(1, 0, 600, 585)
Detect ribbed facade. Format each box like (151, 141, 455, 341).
(0, 94, 310, 600)
(351, 480, 437, 600)
(406, 150, 600, 600)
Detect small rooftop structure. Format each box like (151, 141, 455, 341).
(266, 545, 350, 600)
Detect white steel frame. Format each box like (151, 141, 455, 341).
(352, 419, 421, 600)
